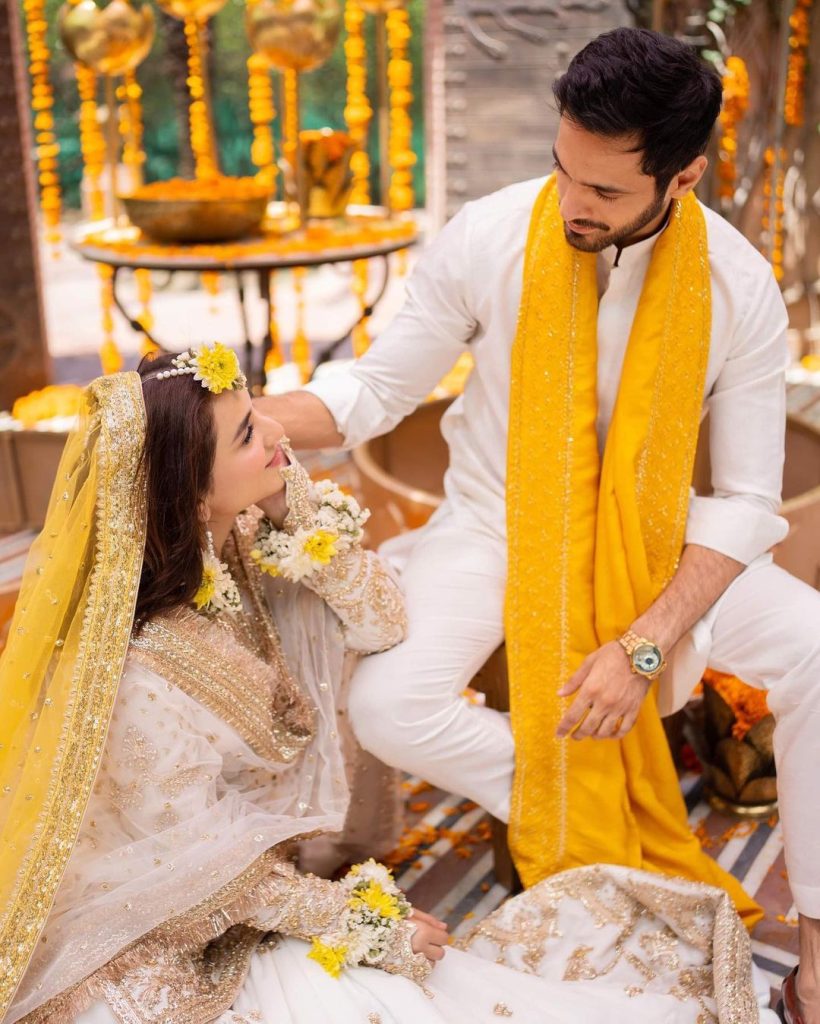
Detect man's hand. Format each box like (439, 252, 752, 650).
(555, 641, 650, 741)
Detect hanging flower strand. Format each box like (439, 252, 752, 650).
(784, 0, 813, 127)
(761, 146, 787, 283)
(716, 56, 749, 209)
(344, 0, 372, 206)
(76, 65, 106, 221)
(22, 0, 62, 254)
(183, 16, 218, 179)
(385, 6, 415, 215)
(247, 53, 277, 189)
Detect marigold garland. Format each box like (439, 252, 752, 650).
(117, 70, 146, 188)
(135, 268, 158, 356)
(344, 1, 373, 206)
(716, 56, 749, 207)
(351, 258, 370, 355)
(291, 266, 311, 380)
(97, 264, 123, 375)
(785, 0, 813, 127)
(22, 0, 62, 254)
(264, 271, 284, 372)
(247, 54, 277, 189)
(761, 146, 787, 282)
(385, 7, 415, 214)
(75, 65, 106, 221)
(184, 17, 218, 179)
(282, 68, 300, 202)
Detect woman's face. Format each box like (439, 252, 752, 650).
(206, 388, 288, 519)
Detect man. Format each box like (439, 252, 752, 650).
(259, 28, 820, 1022)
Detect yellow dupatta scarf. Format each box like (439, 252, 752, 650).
(505, 176, 761, 925)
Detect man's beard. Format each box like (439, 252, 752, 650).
(563, 189, 669, 253)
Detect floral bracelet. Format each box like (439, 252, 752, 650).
(251, 479, 370, 583)
(307, 860, 412, 978)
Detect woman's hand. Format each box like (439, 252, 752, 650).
(256, 489, 288, 529)
(409, 907, 449, 963)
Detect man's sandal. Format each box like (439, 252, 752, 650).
(777, 966, 805, 1024)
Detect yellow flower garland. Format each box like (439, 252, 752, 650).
(75, 65, 106, 222)
(117, 70, 146, 186)
(97, 264, 124, 375)
(291, 266, 311, 380)
(344, 0, 372, 206)
(785, 0, 813, 127)
(247, 53, 277, 188)
(282, 68, 300, 199)
(385, 7, 415, 214)
(761, 146, 787, 283)
(716, 56, 749, 207)
(264, 271, 284, 372)
(184, 16, 217, 179)
(22, 0, 62, 254)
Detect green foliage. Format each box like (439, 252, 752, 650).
(30, 0, 426, 209)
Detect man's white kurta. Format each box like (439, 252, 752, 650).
(307, 176, 789, 558)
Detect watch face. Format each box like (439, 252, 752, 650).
(633, 643, 662, 675)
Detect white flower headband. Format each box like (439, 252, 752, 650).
(145, 342, 247, 395)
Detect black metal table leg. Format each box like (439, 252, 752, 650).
(110, 265, 164, 352)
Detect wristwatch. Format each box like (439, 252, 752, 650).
(617, 630, 667, 681)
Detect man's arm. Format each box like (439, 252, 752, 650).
(255, 206, 478, 451)
(556, 544, 743, 740)
(255, 390, 343, 449)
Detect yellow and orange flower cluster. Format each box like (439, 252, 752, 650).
(11, 384, 83, 428)
(247, 53, 277, 187)
(386, 7, 415, 214)
(344, 0, 373, 206)
(761, 146, 787, 282)
(785, 0, 813, 127)
(716, 56, 749, 205)
(183, 17, 217, 179)
(703, 669, 770, 742)
(23, 0, 62, 252)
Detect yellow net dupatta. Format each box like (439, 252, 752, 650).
(506, 177, 761, 924)
(0, 373, 147, 1017)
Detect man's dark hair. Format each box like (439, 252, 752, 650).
(553, 28, 722, 191)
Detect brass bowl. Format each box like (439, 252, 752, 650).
(120, 193, 270, 243)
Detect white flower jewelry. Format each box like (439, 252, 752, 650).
(150, 341, 247, 394)
(306, 860, 414, 979)
(193, 530, 242, 614)
(251, 479, 370, 583)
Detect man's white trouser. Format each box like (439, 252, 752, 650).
(347, 504, 820, 917)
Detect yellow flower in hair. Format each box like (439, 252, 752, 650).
(302, 529, 339, 565)
(188, 342, 245, 394)
(307, 938, 348, 978)
(193, 565, 217, 610)
(349, 881, 402, 920)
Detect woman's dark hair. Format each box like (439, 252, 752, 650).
(134, 352, 216, 629)
(553, 28, 723, 192)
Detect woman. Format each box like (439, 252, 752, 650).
(0, 346, 770, 1024)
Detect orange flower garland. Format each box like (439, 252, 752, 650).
(117, 71, 146, 187)
(385, 6, 415, 214)
(183, 17, 218, 179)
(291, 267, 311, 380)
(247, 53, 277, 188)
(76, 65, 106, 221)
(716, 56, 749, 206)
(351, 259, 370, 356)
(97, 264, 123, 375)
(344, 0, 373, 206)
(264, 271, 284, 372)
(761, 146, 787, 282)
(785, 0, 813, 127)
(23, 0, 62, 253)
(282, 68, 300, 197)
